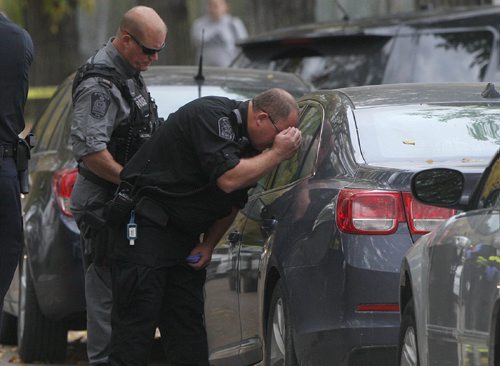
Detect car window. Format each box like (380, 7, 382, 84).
(270, 103, 323, 188)
(237, 41, 392, 89)
(149, 85, 307, 119)
(384, 29, 494, 83)
(32, 82, 72, 152)
(477, 154, 500, 209)
(354, 104, 500, 165)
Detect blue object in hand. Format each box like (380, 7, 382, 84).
(186, 254, 201, 263)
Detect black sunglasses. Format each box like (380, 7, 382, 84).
(127, 32, 165, 55)
(260, 108, 281, 133)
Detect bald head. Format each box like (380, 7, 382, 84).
(118, 6, 167, 40)
(252, 88, 299, 123)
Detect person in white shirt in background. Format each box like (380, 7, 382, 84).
(191, 0, 248, 67)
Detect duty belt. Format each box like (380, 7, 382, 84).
(0, 144, 16, 158)
(78, 164, 118, 192)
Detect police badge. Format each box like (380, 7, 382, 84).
(218, 117, 235, 140)
(90, 92, 111, 119)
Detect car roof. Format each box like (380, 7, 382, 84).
(300, 82, 500, 108)
(238, 5, 500, 46)
(142, 65, 312, 93)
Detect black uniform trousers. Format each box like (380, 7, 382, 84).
(0, 158, 22, 316)
(109, 220, 209, 366)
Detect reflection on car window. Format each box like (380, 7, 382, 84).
(478, 155, 500, 209)
(239, 40, 391, 89)
(384, 30, 494, 83)
(355, 104, 500, 164)
(33, 82, 72, 152)
(413, 31, 493, 82)
(271, 104, 323, 188)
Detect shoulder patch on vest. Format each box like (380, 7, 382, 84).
(90, 91, 111, 119)
(218, 117, 235, 140)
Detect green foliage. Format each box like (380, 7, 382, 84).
(0, 0, 27, 25)
(0, 0, 95, 32)
(42, 0, 95, 33)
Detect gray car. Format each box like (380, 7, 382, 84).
(399, 149, 500, 366)
(204, 83, 499, 366)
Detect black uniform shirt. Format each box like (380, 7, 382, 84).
(0, 14, 33, 145)
(121, 96, 258, 235)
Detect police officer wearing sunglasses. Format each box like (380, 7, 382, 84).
(69, 6, 166, 366)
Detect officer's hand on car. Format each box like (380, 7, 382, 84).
(272, 127, 302, 161)
(186, 242, 213, 269)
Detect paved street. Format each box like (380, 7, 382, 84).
(0, 332, 167, 365)
(0, 332, 88, 366)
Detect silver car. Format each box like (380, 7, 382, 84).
(399, 149, 500, 366)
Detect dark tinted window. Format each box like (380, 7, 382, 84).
(271, 104, 323, 188)
(234, 38, 392, 89)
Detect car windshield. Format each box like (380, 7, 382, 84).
(353, 104, 500, 165)
(149, 85, 269, 119)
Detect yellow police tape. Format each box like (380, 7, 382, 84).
(28, 86, 57, 100)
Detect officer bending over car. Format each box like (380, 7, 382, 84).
(69, 6, 167, 366)
(105, 88, 302, 365)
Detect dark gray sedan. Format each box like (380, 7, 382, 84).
(399, 149, 500, 366)
(204, 83, 500, 366)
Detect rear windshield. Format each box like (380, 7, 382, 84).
(149, 85, 305, 119)
(233, 38, 392, 89)
(233, 29, 495, 88)
(353, 104, 500, 165)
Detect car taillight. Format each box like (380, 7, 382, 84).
(336, 188, 457, 235)
(336, 189, 405, 234)
(402, 192, 456, 234)
(52, 168, 78, 217)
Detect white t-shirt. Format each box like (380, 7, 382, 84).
(191, 14, 248, 67)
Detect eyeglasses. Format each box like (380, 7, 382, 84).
(260, 109, 281, 133)
(127, 32, 165, 55)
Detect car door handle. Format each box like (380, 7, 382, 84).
(261, 218, 278, 237)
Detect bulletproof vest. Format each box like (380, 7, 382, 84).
(72, 62, 161, 166)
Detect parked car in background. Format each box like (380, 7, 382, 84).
(0, 65, 311, 363)
(232, 6, 500, 89)
(399, 149, 500, 366)
(203, 83, 500, 366)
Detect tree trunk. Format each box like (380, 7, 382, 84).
(24, 0, 80, 87)
(138, 0, 193, 65)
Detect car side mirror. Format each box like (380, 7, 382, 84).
(411, 168, 464, 207)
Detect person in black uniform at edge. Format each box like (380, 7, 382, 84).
(0, 10, 34, 324)
(69, 6, 166, 366)
(108, 88, 302, 366)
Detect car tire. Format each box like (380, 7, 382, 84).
(399, 299, 419, 366)
(264, 279, 298, 366)
(17, 252, 68, 363)
(0, 311, 17, 345)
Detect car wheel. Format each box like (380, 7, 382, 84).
(17, 252, 68, 363)
(265, 279, 298, 366)
(0, 311, 17, 345)
(399, 299, 419, 366)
